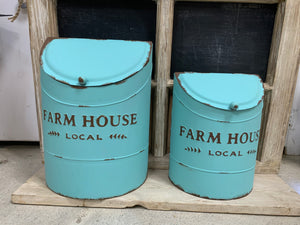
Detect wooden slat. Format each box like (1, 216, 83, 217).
(260, 0, 300, 173)
(257, 0, 279, 163)
(167, 79, 173, 88)
(266, 1, 286, 86)
(176, 0, 279, 3)
(152, 0, 175, 157)
(149, 154, 169, 169)
(255, 160, 278, 174)
(27, 0, 59, 152)
(263, 83, 273, 91)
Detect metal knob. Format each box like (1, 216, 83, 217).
(78, 77, 86, 85)
(230, 102, 239, 111)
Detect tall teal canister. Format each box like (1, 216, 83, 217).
(169, 72, 264, 200)
(40, 38, 152, 199)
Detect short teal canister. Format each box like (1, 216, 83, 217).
(169, 72, 264, 200)
(40, 38, 152, 199)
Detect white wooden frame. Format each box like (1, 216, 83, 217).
(27, 0, 300, 173)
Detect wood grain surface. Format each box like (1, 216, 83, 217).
(152, 0, 174, 157)
(260, 0, 300, 173)
(27, 0, 59, 152)
(12, 168, 300, 216)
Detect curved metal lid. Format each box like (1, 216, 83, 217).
(176, 72, 264, 111)
(41, 38, 152, 86)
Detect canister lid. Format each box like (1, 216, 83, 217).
(176, 72, 264, 111)
(41, 38, 152, 86)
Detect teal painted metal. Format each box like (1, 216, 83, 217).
(40, 38, 152, 199)
(169, 72, 264, 200)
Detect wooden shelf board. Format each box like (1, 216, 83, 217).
(11, 167, 300, 216)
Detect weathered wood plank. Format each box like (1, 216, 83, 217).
(152, 0, 174, 157)
(11, 167, 300, 216)
(255, 160, 278, 174)
(257, 2, 285, 163)
(266, 1, 286, 86)
(27, 0, 59, 152)
(256, 1, 285, 162)
(260, 0, 300, 172)
(149, 154, 169, 169)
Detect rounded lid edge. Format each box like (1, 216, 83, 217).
(175, 72, 264, 111)
(40, 38, 153, 87)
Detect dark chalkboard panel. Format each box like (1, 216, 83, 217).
(57, 0, 157, 74)
(171, 2, 277, 81)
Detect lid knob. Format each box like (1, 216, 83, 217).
(78, 77, 86, 85)
(230, 102, 239, 111)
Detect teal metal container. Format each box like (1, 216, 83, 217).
(40, 38, 152, 199)
(169, 72, 264, 200)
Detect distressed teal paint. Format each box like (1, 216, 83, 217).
(169, 73, 264, 200)
(40, 38, 152, 199)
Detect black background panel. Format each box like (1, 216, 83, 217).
(171, 2, 277, 81)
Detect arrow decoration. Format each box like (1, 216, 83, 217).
(247, 150, 257, 155)
(48, 131, 60, 136)
(109, 134, 127, 139)
(185, 147, 201, 153)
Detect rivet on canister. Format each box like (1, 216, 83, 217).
(78, 76, 86, 85)
(230, 102, 239, 111)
